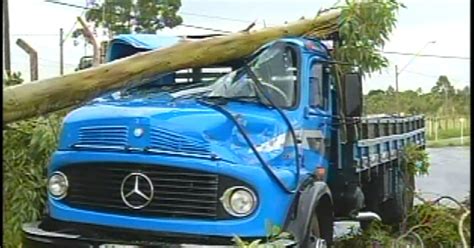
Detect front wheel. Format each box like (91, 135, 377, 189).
(302, 210, 333, 248)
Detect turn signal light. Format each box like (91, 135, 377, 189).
(315, 167, 326, 181)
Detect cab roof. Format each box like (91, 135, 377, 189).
(106, 34, 330, 63)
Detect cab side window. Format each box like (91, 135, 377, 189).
(309, 63, 326, 109)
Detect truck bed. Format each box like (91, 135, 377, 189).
(354, 115, 425, 172)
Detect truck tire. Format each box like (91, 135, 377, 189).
(302, 208, 333, 248)
(379, 163, 414, 227)
(360, 171, 384, 231)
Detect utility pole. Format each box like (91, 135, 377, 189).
(77, 16, 100, 67)
(3, 0, 11, 76)
(393, 40, 436, 116)
(60, 28, 64, 75)
(395, 65, 399, 114)
(16, 39, 38, 81)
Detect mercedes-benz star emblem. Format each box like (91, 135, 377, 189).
(120, 173, 154, 209)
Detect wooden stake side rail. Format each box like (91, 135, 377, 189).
(353, 115, 425, 172)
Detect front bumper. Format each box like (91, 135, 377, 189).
(22, 218, 297, 248)
(48, 151, 296, 237)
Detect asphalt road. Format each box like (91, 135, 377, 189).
(416, 147, 470, 202)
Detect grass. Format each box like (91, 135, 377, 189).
(426, 127, 470, 141)
(427, 136, 470, 148)
(425, 126, 470, 147)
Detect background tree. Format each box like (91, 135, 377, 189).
(5, 0, 406, 124)
(73, 0, 183, 38)
(430, 75, 456, 116)
(363, 75, 469, 117)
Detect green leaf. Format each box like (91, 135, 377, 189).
(248, 239, 262, 248)
(271, 225, 282, 237)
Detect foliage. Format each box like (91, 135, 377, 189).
(364, 76, 470, 116)
(233, 222, 293, 248)
(403, 203, 470, 247)
(427, 137, 470, 148)
(74, 0, 182, 38)
(334, 0, 405, 76)
(335, 197, 471, 247)
(239, 196, 471, 247)
(3, 74, 63, 248)
(3, 72, 24, 87)
(403, 143, 430, 176)
(3, 115, 63, 248)
(427, 126, 470, 141)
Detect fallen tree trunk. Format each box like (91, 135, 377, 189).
(3, 9, 340, 124)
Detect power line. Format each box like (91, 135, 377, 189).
(381, 51, 470, 60)
(63, 17, 80, 42)
(179, 11, 251, 24)
(38, 57, 76, 66)
(11, 33, 59, 36)
(403, 70, 468, 85)
(43, 1, 256, 25)
(43, 0, 236, 34)
(44, 0, 233, 33)
(13, 57, 76, 66)
(44, 0, 88, 10)
(403, 70, 439, 78)
(179, 24, 232, 34)
(42, 0, 472, 59)
(11, 61, 75, 69)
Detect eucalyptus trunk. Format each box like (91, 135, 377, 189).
(3, 9, 340, 124)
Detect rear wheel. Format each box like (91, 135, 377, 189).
(360, 171, 384, 231)
(380, 162, 415, 228)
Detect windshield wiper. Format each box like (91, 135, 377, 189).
(198, 95, 270, 108)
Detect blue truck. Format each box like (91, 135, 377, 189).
(22, 34, 425, 247)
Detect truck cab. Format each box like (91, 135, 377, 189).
(23, 34, 425, 248)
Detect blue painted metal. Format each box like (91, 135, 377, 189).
(48, 151, 300, 237)
(46, 34, 425, 239)
(106, 34, 183, 87)
(107, 34, 183, 61)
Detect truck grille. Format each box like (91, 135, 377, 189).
(61, 163, 219, 219)
(150, 127, 211, 155)
(78, 126, 128, 147)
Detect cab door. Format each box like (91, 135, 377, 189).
(302, 59, 332, 173)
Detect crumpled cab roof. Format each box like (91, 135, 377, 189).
(106, 34, 183, 62)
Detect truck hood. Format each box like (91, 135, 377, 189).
(59, 95, 299, 167)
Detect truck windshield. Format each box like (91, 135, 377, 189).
(207, 44, 298, 108)
(116, 43, 299, 108)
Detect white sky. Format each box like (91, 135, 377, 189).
(6, 0, 471, 93)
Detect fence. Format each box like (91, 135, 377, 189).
(425, 116, 470, 141)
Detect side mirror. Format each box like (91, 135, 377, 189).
(342, 73, 363, 117)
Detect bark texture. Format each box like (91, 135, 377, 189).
(3, 9, 340, 124)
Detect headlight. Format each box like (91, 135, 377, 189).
(221, 186, 257, 217)
(47, 171, 68, 199)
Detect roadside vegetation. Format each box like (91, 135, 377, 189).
(232, 196, 471, 247)
(233, 146, 471, 248)
(365, 74, 470, 149)
(334, 195, 471, 247)
(2, 0, 469, 246)
(364, 76, 470, 118)
(3, 73, 62, 247)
